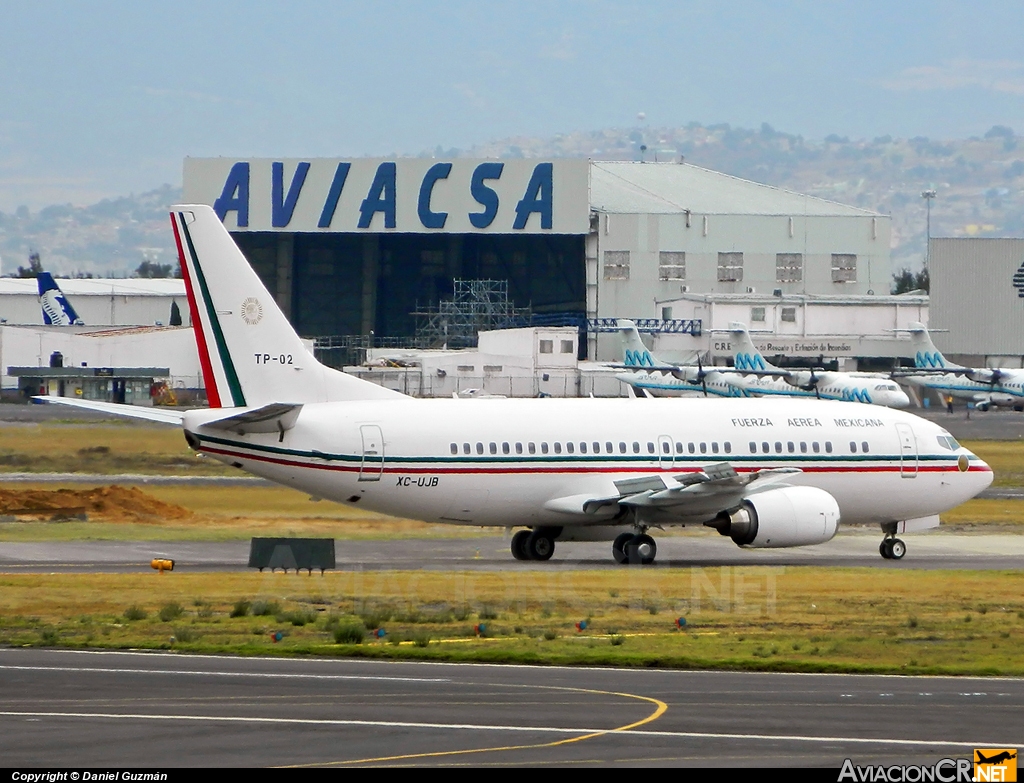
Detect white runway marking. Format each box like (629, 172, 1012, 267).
(0, 710, 1018, 749)
(0, 664, 449, 684)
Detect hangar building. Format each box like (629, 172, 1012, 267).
(929, 237, 1024, 367)
(182, 158, 894, 363)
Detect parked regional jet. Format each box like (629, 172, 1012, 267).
(721, 324, 910, 407)
(38, 272, 83, 326)
(614, 320, 749, 398)
(894, 322, 1024, 411)
(37, 206, 992, 564)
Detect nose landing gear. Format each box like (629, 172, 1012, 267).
(879, 536, 906, 560)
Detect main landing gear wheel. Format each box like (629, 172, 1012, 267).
(625, 533, 657, 565)
(511, 530, 531, 561)
(612, 532, 633, 564)
(526, 529, 556, 561)
(879, 538, 906, 560)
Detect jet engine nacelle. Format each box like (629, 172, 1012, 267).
(712, 486, 840, 548)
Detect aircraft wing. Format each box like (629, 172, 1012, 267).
(33, 395, 184, 425)
(543, 463, 801, 522)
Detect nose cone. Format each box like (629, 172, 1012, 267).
(889, 389, 911, 408)
(968, 452, 995, 494)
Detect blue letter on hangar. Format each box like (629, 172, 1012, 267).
(418, 162, 452, 229)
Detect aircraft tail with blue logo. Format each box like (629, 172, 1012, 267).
(725, 322, 773, 372)
(38, 272, 83, 326)
(170, 204, 405, 408)
(617, 320, 658, 368)
(905, 322, 964, 371)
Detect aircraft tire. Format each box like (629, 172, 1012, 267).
(511, 530, 532, 561)
(879, 540, 892, 559)
(527, 530, 555, 561)
(626, 534, 657, 565)
(889, 538, 906, 560)
(612, 532, 633, 564)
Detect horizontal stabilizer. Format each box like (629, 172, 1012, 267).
(201, 402, 303, 435)
(33, 396, 184, 425)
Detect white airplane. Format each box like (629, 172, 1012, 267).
(894, 322, 1024, 411)
(614, 320, 750, 398)
(37, 205, 992, 564)
(721, 323, 910, 408)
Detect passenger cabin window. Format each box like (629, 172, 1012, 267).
(787, 442, 795, 453)
(711, 442, 719, 454)
(825, 442, 833, 453)
(463, 443, 471, 454)
(633, 442, 640, 454)
(593, 442, 601, 453)
(528, 442, 536, 454)
(515, 443, 523, 454)
(606, 442, 613, 453)
(580, 442, 587, 454)
(619, 442, 627, 453)
(862, 441, 869, 453)
(489, 442, 497, 455)
(661, 441, 670, 454)
(850, 441, 857, 453)
(812, 442, 820, 453)
(749, 441, 757, 453)
(688, 443, 696, 454)
(800, 442, 807, 453)
(676, 442, 684, 454)
(699, 442, 707, 454)
(541, 442, 549, 454)
(775, 442, 783, 453)
(647, 442, 655, 454)
(566, 442, 574, 454)
(476, 442, 483, 455)
(554, 442, 562, 454)
(762, 441, 769, 453)
(724, 442, 732, 454)
(502, 442, 510, 454)
(450, 443, 457, 455)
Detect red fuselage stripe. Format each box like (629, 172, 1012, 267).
(171, 213, 221, 408)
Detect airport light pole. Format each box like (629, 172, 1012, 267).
(921, 189, 937, 266)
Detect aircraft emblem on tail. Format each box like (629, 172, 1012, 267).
(38, 272, 83, 326)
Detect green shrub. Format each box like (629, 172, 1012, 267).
(478, 605, 498, 620)
(230, 600, 251, 618)
(610, 635, 624, 646)
(358, 609, 392, 630)
(333, 623, 366, 644)
(39, 629, 59, 645)
(123, 605, 148, 621)
(158, 603, 183, 622)
(251, 600, 280, 617)
(543, 630, 557, 641)
(412, 631, 431, 648)
(173, 627, 198, 643)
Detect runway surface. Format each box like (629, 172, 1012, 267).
(1, 531, 1023, 573)
(0, 648, 1020, 767)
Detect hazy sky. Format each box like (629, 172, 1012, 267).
(2, 0, 1022, 211)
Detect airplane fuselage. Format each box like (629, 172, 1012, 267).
(185, 397, 990, 530)
(903, 372, 1024, 407)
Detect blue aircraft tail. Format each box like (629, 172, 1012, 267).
(38, 272, 82, 326)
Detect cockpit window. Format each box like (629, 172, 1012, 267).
(936, 435, 961, 451)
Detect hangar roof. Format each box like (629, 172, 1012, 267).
(589, 161, 880, 217)
(0, 279, 185, 297)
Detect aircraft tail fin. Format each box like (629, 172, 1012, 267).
(170, 205, 405, 408)
(905, 322, 963, 370)
(726, 322, 776, 371)
(616, 319, 658, 368)
(37, 272, 82, 326)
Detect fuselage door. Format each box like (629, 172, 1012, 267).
(895, 422, 917, 477)
(658, 434, 674, 470)
(359, 424, 385, 482)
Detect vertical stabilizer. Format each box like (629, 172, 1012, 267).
(906, 322, 963, 370)
(617, 320, 657, 367)
(726, 322, 775, 371)
(38, 273, 82, 326)
(170, 205, 405, 407)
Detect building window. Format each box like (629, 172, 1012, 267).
(604, 250, 630, 280)
(658, 251, 686, 280)
(776, 253, 803, 283)
(717, 252, 743, 282)
(831, 253, 857, 283)
(539, 340, 553, 354)
(751, 306, 766, 323)
(560, 340, 574, 354)
(781, 307, 797, 323)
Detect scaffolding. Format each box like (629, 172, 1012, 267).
(411, 279, 531, 349)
